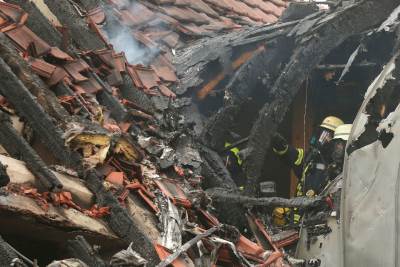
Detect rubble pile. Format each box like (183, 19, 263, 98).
(0, 0, 398, 266)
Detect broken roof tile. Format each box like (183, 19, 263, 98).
(158, 84, 177, 99)
(48, 67, 69, 86)
(49, 47, 73, 61)
(29, 58, 56, 79)
(106, 171, 124, 186)
(64, 59, 90, 83)
(113, 53, 127, 73)
(88, 7, 106, 25)
(0, 2, 24, 23)
(152, 64, 178, 83)
(130, 65, 160, 90)
(4, 25, 51, 56)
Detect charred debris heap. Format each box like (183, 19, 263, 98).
(0, 0, 398, 266)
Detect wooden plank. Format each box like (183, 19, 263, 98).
(0, 154, 93, 208)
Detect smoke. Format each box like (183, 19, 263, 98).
(103, 2, 158, 65)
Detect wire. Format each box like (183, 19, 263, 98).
(303, 78, 309, 151)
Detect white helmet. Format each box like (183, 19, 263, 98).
(333, 124, 352, 141)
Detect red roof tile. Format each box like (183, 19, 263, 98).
(161, 6, 211, 25)
(64, 60, 90, 83)
(88, 7, 106, 25)
(29, 58, 56, 79)
(4, 25, 51, 56)
(49, 47, 73, 61)
(0, 2, 24, 23)
(131, 65, 160, 90)
(158, 84, 177, 99)
(48, 67, 68, 86)
(152, 64, 178, 83)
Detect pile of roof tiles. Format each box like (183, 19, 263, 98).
(0, 1, 306, 266)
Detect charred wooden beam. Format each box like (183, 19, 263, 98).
(243, 0, 400, 195)
(316, 62, 376, 70)
(44, 0, 105, 51)
(0, 110, 63, 191)
(67, 235, 106, 267)
(120, 73, 155, 114)
(91, 71, 128, 122)
(0, 161, 9, 188)
(85, 170, 160, 265)
(0, 235, 29, 267)
(202, 37, 295, 150)
(200, 146, 237, 190)
(0, 56, 81, 169)
(207, 188, 324, 209)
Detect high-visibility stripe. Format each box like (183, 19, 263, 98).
(273, 145, 288, 155)
(294, 148, 304, 166)
(225, 142, 242, 165)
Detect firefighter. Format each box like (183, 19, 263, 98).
(224, 132, 246, 188)
(326, 124, 352, 182)
(271, 116, 344, 198)
(271, 116, 344, 226)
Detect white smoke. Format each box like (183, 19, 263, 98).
(104, 2, 159, 65)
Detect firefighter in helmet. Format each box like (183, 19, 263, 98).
(272, 116, 344, 197)
(271, 116, 344, 225)
(325, 123, 352, 183)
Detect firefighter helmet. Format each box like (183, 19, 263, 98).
(320, 116, 344, 131)
(333, 124, 352, 141)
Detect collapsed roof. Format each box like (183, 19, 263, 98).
(0, 0, 398, 266)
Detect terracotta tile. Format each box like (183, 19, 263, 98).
(161, 32, 180, 48)
(152, 64, 177, 82)
(267, 0, 288, 8)
(259, 1, 284, 17)
(107, 70, 123, 86)
(75, 78, 103, 94)
(106, 171, 124, 186)
(132, 31, 158, 49)
(161, 6, 211, 25)
(158, 84, 176, 98)
(129, 65, 160, 90)
(29, 58, 56, 79)
(4, 25, 51, 56)
(154, 179, 191, 208)
(48, 67, 69, 86)
(186, 0, 220, 18)
(127, 65, 143, 88)
(0, 14, 8, 28)
(144, 29, 172, 43)
(118, 3, 155, 27)
(87, 7, 106, 25)
(0, 2, 24, 23)
(49, 47, 73, 61)
(178, 23, 212, 36)
(113, 53, 127, 73)
(95, 49, 115, 68)
(64, 59, 90, 82)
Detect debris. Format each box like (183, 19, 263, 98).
(110, 243, 148, 267)
(0, 0, 399, 266)
(156, 226, 218, 267)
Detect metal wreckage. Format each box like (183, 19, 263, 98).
(0, 0, 399, 266)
